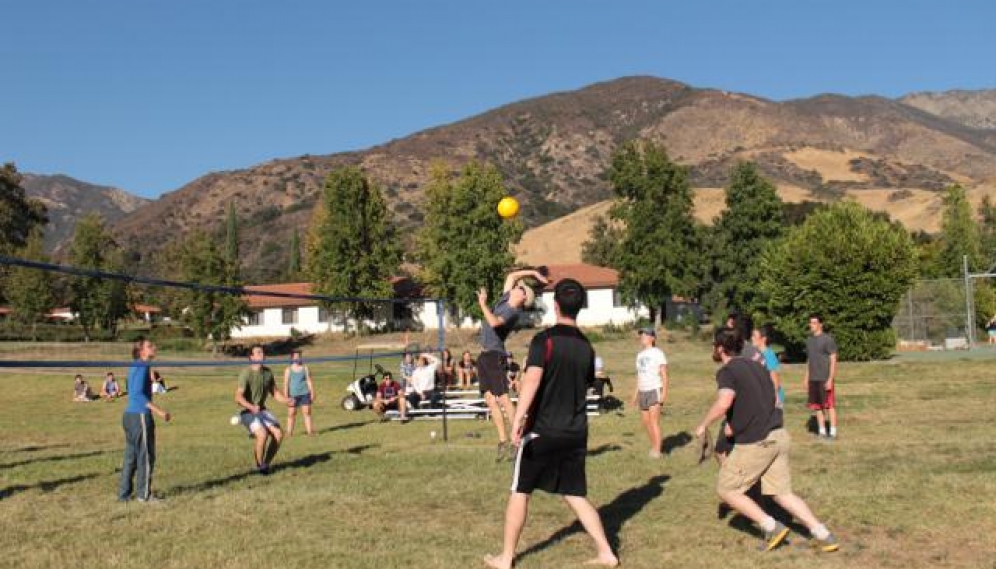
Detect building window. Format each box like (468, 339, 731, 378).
(246, 311, 262, 326)
(612, 289, 624, 308)
(282, 308, 298, 325)
(318, 306, 330, 324)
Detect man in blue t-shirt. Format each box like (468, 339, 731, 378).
(118, 338, 172, 502)
(477, 267, 548, 461)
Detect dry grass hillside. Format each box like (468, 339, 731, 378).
(101, 77, 996, 281)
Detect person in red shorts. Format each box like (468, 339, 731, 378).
(804, 314, 838, 440)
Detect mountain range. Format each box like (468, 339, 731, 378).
(21, 76, 996, 279)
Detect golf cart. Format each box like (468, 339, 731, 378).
(340, 341, 420, 411)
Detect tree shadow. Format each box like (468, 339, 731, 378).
(662, 431, 693, 455)
(167, 444, 379, 495)
(516, 475, 670, 562)
(0, 449, 112, 470)
(0, 473, 100, 499)
(588, 444, 623, 457)
(318, 421, 373, 434)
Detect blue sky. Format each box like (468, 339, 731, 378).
(2, 0, 993, 198)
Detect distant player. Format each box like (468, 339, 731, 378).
(696, 328, 839, 553)
(235, 345, 290, 474)
(633, 327, 669, 459)
(484, 279, 618, 569)
(477, 268, 549, 461)
(283, 349, 316, 436)
(118, 338, 172, 502)
(804, 314, 838, 440)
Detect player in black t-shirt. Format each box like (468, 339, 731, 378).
(484, 279, 618, 569)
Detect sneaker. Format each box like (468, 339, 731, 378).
(648, 449, 662, 459)
(137, 495, 163, 504)
(810, 532, 840, 553)
(256, 463, 270, 476)
(759, 522, 790, 552)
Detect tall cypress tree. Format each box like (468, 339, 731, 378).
(306, 166, 401, 332)
(936, 184, 982, 277)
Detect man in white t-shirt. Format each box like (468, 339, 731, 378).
(633, 327, 669, 459)
(406, 353, 441, 410)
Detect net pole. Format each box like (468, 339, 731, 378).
(964, 255, 975, 348)
(437, 299, 449, 443)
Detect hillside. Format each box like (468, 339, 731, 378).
(107, 77, 996, 281)
(900, 89, 996, 130)
(21, 174, 149, 253)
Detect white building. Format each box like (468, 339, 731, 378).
(230, 264, 649, 339)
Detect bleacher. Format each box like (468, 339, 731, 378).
(383, 389, 604, 421)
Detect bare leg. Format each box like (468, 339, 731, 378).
(302, 405, 314, 435)
(771, 493, 821, 530)
(647, 404, 662, 453)
(497, 394, 516, 433)
(719, 491, 770, 525)
(815, 409, 826, 433)
(827, 407, 837, 429)
(485, 392, 508, 443)
(286, 405, 297, 436)
(252, 429, 268, 467)
(484, 492, 530, 569)
(562, 495, 619, 566)
(263, 426, 283, 465)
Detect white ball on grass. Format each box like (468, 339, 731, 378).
(230, 415, 240, 426)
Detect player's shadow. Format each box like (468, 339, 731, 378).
(0, 473, 100, 500)
(0, 449, 111, 470)
(662, 431, 693, 455)
(167, 444, 378, 495)
(1, 443, 71, 454)
(516, 475, 670, 562)
(588, 444, 623, 457)
(318, 421, 373, 434)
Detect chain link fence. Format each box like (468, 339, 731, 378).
(893, 278, 970, 350)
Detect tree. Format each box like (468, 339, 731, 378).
(178, 230, 247, 352)
(67, 214, 129, 341)
(608, 141, 702, 322)
(935, 184, 982, 277)
(580, 214, 623, 268)
(705, 161, 785, 314)
(225, 202, 240, 269)
(287, 228, 302, 280)
(978, 195, 996, 268)
(752, 202, 916, 361)
(415, 161, 522, 320)
(306, 166, 402, 332)
(0, 163, 48, 256)
(5, 228, 54, 340)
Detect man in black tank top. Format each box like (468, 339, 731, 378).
(484, 279, 618, 569)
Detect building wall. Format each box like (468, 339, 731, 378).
(232, 287, 647, 338)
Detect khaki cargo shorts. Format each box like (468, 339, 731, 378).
(717, 428, 792, 496)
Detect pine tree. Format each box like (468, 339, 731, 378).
(287, 228, 302, 280)
(415, 161, 522, 320)
(705, 161, 785, 314)
(936, 184, 982, 277)
(306, 166, 401, 332)
(178, 230, 246, 352)
(580, 214, 623, 268)
(0, 162, 48, 256)
(5, 228, 54, 340)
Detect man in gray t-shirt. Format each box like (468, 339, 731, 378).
(804, 314, 838, 440)
(477, 268, 549, 461)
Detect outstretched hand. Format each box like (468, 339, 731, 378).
(477, 287, 488, 306)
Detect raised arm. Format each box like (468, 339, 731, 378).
(502, 268, 549, 293)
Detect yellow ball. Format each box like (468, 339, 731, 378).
(497, 196, 520, 219)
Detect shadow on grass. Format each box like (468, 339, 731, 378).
(723, 485, 810, 544)
(167, 444, 379, 495)
(318, 421, 374, 435)
(2, 443, 72, 454)
(0, 449, 112, 470)
(516, 474, 670, 562)
(662, 431, 693, 455)
(0, 473, 101, 499)
(589, 444, 623, 457)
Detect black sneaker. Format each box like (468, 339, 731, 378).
(810, 533, 840, 553)
(758, 522, 790, 552)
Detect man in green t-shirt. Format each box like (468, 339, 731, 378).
(235, 344, 289, 474)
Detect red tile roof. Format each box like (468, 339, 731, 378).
(540, 264, 619, 291)
(243, 278, 424, 309)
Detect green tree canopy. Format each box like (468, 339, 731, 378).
(177, 230, 247, 351)
(580, 214, 623, 269)
(415, 161, 522, 320)
(0, 163, 48, 256)
(705, 161, 785, 314)
(752, 201, 917, 360)
(5, 228, 54, 340)
(67, 214, 129, 341)
(306, 166, 401, 331)
(608, 140, 703, 322)
(935, 184, 982, 277)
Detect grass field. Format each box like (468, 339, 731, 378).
(1, 333, 994, 569)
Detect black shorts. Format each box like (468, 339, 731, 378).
(511, 433, 587, 496)
(478, 351, 509, 397)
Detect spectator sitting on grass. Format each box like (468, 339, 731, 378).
(73, 375, 94, 402)
(100, 372, 121, 401)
